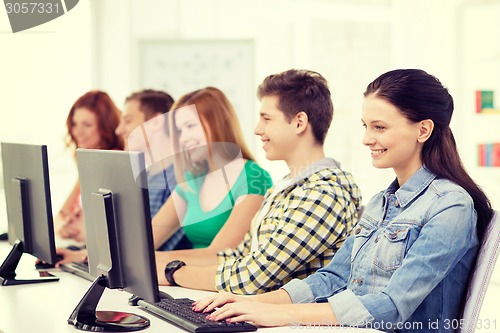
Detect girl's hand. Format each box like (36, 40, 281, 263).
(58, 208, 85, 242)
(192, 292, 247, 313)
(53, 248, 87, 267)
(206, 301, 293, 327)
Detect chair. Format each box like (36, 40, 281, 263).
(458, 210, 500, 333)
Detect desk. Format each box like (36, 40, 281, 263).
(0, 242, 381, 333)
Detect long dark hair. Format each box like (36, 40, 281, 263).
(364, 69, 493, 240)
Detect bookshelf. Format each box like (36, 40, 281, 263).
(457, 2, 500, 210)
(476, 91, 500, 167)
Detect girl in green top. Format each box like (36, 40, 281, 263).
(152, 87, 273, 252)
(177, 159, 272, 248)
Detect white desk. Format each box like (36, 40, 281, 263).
(0, 241, 380, 333)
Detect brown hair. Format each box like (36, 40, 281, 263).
(169, 87, 255, 183)
(257, 69, 333, 144)
(125, 89, 175, 135)
(66, 90, 124, 151)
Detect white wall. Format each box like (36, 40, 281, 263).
(457, 0, 500, 210)
(90, 0, 500, 208)
(0, 2, 92, 231)
(1, 0, 498, 235)
(91, 0, 398, 203)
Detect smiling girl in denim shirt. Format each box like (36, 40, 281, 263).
(193, 69, 495, 333)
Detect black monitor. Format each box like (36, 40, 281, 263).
(68, 148, 162, 332)
(0, 142, 59, 286)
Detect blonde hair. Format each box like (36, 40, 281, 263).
(169, 87, 255, 184)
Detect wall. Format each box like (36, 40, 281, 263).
(0, 2, 92, 231)
(92, 0, 397, 203)
(457, 0, 500, 209)
(90, 0, 496, 208)
(1, 0, 498, 235)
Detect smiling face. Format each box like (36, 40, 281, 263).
(254, 95, 297, 162)
(71, 107, 102, 149)
(115, 99, 147, 150)
(361, 94, 424, 182)
(174, 105, 209, 162)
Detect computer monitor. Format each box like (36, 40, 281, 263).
(0, 142, 60, 286)
(68, 148, 161, 332)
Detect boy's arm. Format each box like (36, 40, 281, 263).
(159, 185, 355, 293)
(156, 230, 253, 288)
(216, 185, 354, 295)
(170, 265, 219, 291)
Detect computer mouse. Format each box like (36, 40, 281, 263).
(35, 254, 64, 270)
(0, 232, 8, 241)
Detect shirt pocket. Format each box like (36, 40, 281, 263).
(351, 222, 376, 263)
(374, 225, 410, 272)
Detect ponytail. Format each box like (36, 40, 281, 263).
(423, 127, 493, 240)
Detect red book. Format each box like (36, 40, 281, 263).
(478, 143, 485, 166)
(476, 90, 482, 113)
(493, 143, 500, 167)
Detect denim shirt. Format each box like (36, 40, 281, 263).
(282, 166, 478, 333)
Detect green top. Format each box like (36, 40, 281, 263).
(175, 160, 273, 249)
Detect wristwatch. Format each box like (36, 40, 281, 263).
(164, 260, 186, 286)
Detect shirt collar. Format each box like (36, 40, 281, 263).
(384, 165, 436, 208)
(284, 157, 340, 181)
(270, 157, 340, 196)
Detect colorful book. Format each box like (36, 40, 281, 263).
(475, 90, 494, 113)
(478, 143, 486, 166)
(480, 108, 500, 114)
(478, 142, 500, 167)
(485, 143, 493, 166)
(494, 143, 500, 167)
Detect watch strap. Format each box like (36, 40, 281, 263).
(164, 260, 186, 286)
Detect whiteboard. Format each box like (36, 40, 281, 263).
(138, 40, 255, 151)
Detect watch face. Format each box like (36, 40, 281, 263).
(167, 260, 183, 269)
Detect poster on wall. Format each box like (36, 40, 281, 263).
(138, 39, 255, 150)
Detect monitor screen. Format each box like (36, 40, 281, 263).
(68, 148, 160, 331)
(0, 142, 59, 285)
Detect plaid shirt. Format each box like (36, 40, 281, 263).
(216, 164, 361, 294)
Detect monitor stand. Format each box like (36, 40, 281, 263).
(0, 240, 59, 286)
(68, 275, 150, 332)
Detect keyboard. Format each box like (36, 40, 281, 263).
(72, 261, 89, 271)
(60, 261, 94, 282)
(135, 296, 257, 332)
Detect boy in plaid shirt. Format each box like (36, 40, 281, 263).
(158, 69, 361, 294)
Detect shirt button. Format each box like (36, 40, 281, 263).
(354, 228, 362, 235)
